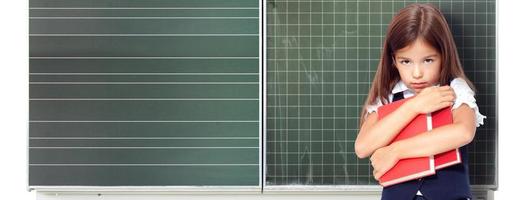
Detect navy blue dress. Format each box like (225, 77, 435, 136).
(380, 92, 472, 200)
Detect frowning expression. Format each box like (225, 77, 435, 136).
(394, 38, 442, 94)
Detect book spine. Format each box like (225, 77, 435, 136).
(426, 113, 435, 175)
(427, 113, 433, 131)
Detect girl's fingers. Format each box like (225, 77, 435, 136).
(437, 87, 453, 94)
(443, 101, 454, 108)
(438, 90, 455, 100)
(430, 100, 453, 111)
(437, 85, 451, 91)
(440, 87, 454, 93)
(441, 94, 456, 103)
(442, 92, 456, 99)
(439, 87, 454, 95)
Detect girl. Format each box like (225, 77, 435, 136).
(354, 3, 486, 200)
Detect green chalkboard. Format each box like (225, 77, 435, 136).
(29, 0, 260, 187)
(266, 0, 496, 188)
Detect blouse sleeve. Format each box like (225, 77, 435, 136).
(450, 78, 487, 127)
(366, 97, 383, 114)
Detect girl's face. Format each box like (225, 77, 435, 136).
(393, 38, 442, 94)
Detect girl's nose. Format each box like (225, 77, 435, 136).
(412, 64, 423, 79)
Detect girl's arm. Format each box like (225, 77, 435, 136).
(356, 86, 455, 159)
(389, 103, 476, 160)
(370, 103, 475, 180)
(355, 101, 419, 158)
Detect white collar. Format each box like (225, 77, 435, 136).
(391, 80, 410, 94)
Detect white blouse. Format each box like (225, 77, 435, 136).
(365, 77, 486, 127)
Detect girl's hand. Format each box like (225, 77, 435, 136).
(370, 145, 399, 181)
(408, 85, 455, 115)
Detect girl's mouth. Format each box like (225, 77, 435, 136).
(411, 82, 428, 89)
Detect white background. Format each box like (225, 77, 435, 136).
(0, 0, 518, 199)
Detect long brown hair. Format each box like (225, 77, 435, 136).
(359, 3, 476, 126)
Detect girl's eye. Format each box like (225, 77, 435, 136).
(424, 59, 434, 64)
(399, 60, 411, 65)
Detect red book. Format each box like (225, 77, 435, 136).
(432, 107, 461, 170)
(377, 98, 435, 187)
(376, 97, 460, 187)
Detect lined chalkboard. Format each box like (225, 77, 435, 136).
(29, 0, 261, 187)
(266, 0, 496, 188)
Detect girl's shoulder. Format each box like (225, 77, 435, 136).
(449, 77, 474, 95)
(450, 77, 486, 127)
(366, 80, 408, 114)
(449, 77, 475, 110)
(366, 98, 384, 114)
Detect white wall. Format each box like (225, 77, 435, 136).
(0, 0, 34, 199)
(495, 0, 520, 199)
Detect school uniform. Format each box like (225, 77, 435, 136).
(366, 78, 486, 200)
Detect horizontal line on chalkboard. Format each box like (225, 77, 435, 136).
(29, 98, 259, 101)
(267, 128, 359, 131)
(265, 176, 378, 180)
(30, 17, 258, 19)
(265, 70, 494, 73)
(29, 147, 258, 149)
(267, 58, 494, 61)
(29, 7, 259, 10)
(266, 140, 355, 143)
(266, 81, 498, 84)
(30, 34, 259, 37)
(267, 117, 360, 119)
(29, 163, 258, 166)
(267, 35, 495, 38)
(29, 120, 258, 123)
(266, 152, 356, 154)
(29, 82, 258, 84)
(268, 23, 495, 26)
(266, 11, 496, 14)
(267, 47, 495, 50)
(267, 105, 361, 108)
(267, 163, 494, 166)
(267, 94, 365, 96)
(266, 164, 366, 166)
(30, 57, 259, 60)
(30, 137, 258, 140)
(268, 0, 492, 1)
(30, 73, 259, 75)
(267, 82, 370, 84)
(265, 94, 497, 96)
